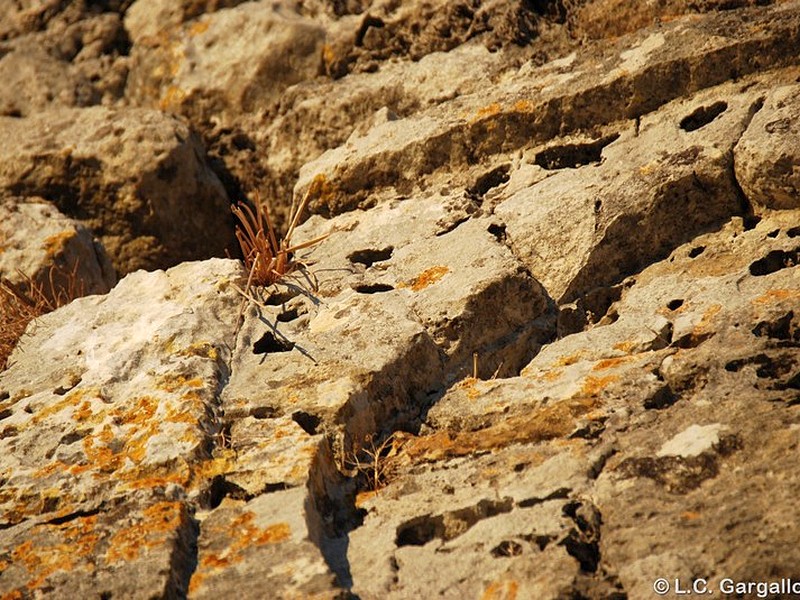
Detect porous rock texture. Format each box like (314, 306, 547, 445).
(1, 1, 799, 598)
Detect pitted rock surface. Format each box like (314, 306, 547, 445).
(1, 1, 799, 598)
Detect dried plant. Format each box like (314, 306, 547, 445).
(0, 263, 84, 371)
(345, 433, 401, 492)
(231, 187, 328, 289)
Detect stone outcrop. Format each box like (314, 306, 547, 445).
(1, 1, 799, 598)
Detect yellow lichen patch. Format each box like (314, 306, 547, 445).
(400, 266, 450, 292)
(159, 85, 186, 111)
(10, 514, 99, 591)
(42, 230, 76, 257)
(1, 588, 23, 600)
(553, 351, 584, 367)
(470, 102, 502, 123)
(177, 341, 219, 361)
(401, 396, 599, 463)
(612, 340, 637, 354)
(692, 304, 722, 338)
(751, 289, 800, 306)
(190, 514, 292, 593)
(481, 579, 519, 600)
(105, 501, 185, 564)
(454, 377, 482, 400)
(157, 374, 204, 393)
(513, 99, 535, 112)
(592, 355, 636, 371)
(31, 387, 101, 425)
(189, 20, 210, 36)
(579, 374, 620, 396)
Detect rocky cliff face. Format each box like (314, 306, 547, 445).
(1, 1, 799, 598)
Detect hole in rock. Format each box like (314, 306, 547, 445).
(767, 229, 780, 238)
(59, 430, 89, 445)
(487, 223, 507, 243)
(353, 283, 394, 294)
(534, 134, 619, 170)
(491, 540, 524, 558)
(347, 246, 394, 267)
(560, 529, 600, 572)
(292, 411, 322, 435)
(277, 308, 300, 322)
(253, 332, 294, 354)
(0, 391, 9, 402)
(679, 101, 727, 132)
(742, 215, 761, 231)
(688, 245, 705, 258)
(251, 406, 278, 419)
(265, 290, 298, 306)
(643, 385, 678, 410)
(467, 164, 510, 200)
(355, 15, 385, 46)
(749, 247, 800, 276)
(787, 226, 800, 238)
(396, 514, 443, 547)
(0, 408, 11, 421)
(667, 299, 684, 311)
(752, 311, 796, 341)
(0, 426, 17, 439)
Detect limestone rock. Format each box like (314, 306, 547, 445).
(0, 11, 130, 117)
(0, 106, 235, 274)
(0, 259, 242, 597)
(0, 196, 115, 296)
(495, 77, 768, 303)
(127, 1, 327, 122)
(296, 2, 800, 215)
(734, 83, 800, 211)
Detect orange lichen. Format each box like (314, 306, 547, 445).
(752, 289, 800, 305)
(190, 514, 292, 593)
(471, 102, 502, 123)
(42, 230, 76, 258)
(481, 579, 519, 600)
(580, 374, 620, 396)
(401, 266, 450, 292)
(10, 514, 99, 591)
(592, 355, 635, 371)
(105, 501, 184, 564)
(189, 20, 210, 36)
(513, 99, 535, 112)
(554, 351, 584, 367)
(455, 377, 482, 399)
(612, 340, 637, 353)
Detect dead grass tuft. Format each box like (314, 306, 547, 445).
(231, 188, 328, 289)
(1, 263, 84, 371)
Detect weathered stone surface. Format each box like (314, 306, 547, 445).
(0, 196, 115, 295)
(342, 209, 800, 598)
(0, 106, 235, 274)
(734, 83, 800, 211)
(0, 11, 129, 117)
(296, 2, 800, 215)
(127, 2, 327, 122)
(0, 259, 242, 597)
(3, 1, 800, 597)
(495, 76, 769, 303)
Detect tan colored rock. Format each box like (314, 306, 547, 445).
(734, 84, 800, 211)
(0, 196, 115, 296)
(495, 77, 768, 303)
(0, 106, 235, 274)
(127, 1, 326, 122)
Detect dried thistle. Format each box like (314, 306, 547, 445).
(231, 187, 328, 288)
